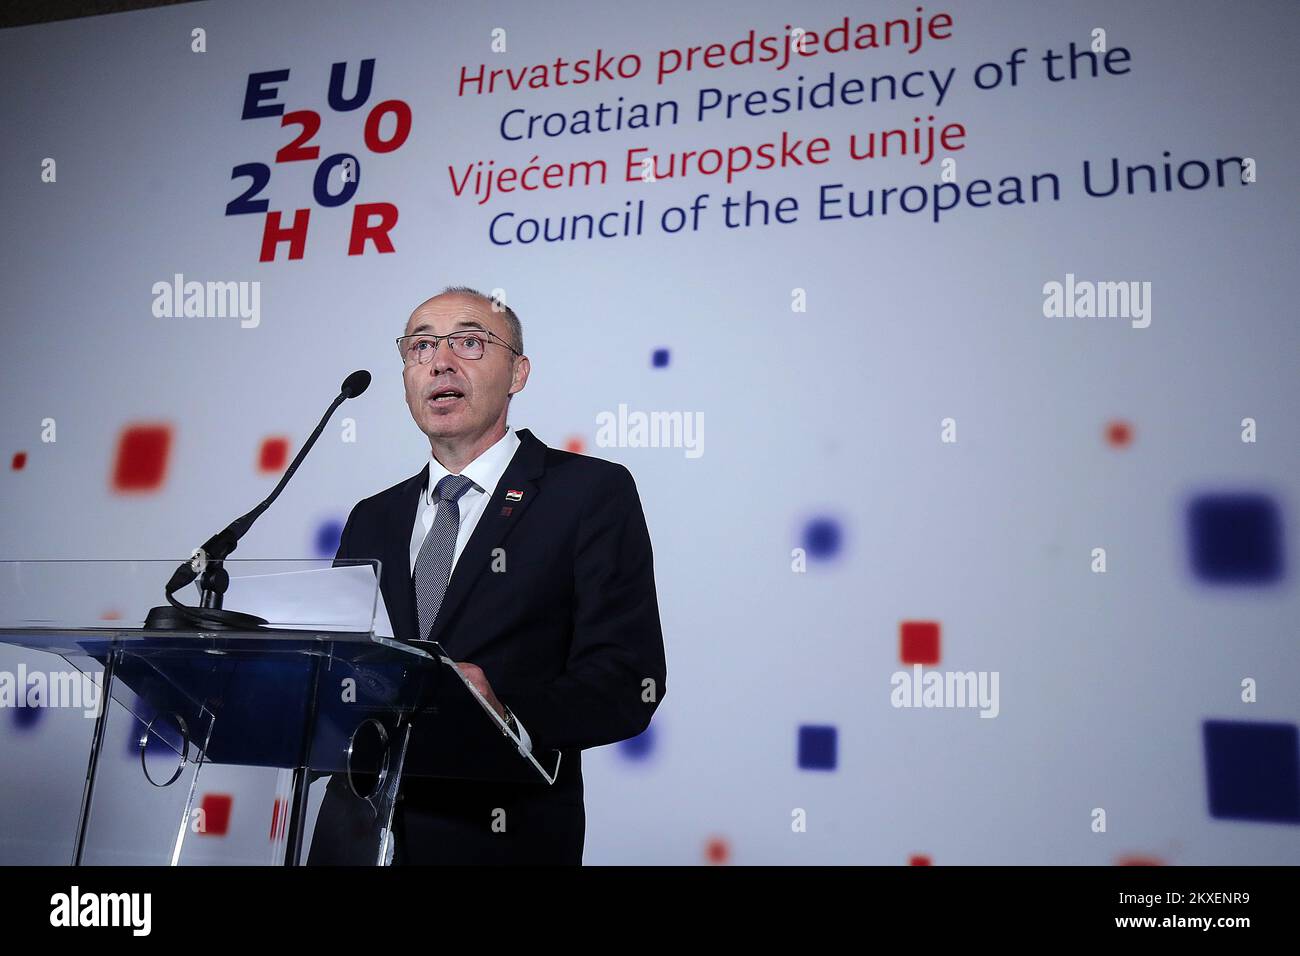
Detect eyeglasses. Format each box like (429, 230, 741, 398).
(396, 329, 520, 366)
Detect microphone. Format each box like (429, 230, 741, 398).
(144, 371, 371, 630)
(340, 369, 371, 398)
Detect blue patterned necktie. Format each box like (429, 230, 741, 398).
(413, 474, 475, 641)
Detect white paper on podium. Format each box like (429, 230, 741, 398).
(217, 564, 395, 637)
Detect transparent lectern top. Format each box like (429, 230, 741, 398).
(0, 559, 384, 653)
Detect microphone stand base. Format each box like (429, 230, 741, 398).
(144, 605, 269, 630)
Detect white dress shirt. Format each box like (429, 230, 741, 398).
(408, 426, 532, 753)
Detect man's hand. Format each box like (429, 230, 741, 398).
(455, 662, 506, 720)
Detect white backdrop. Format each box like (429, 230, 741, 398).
(1, 0, 1297, 864)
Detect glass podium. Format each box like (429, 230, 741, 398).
(0, 560, 560, 865)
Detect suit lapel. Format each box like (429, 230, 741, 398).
(384, 467, 426, 643)
(425, 428, 547, 650)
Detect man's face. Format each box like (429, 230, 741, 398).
(401, 293, 527, 444)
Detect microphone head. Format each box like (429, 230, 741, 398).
(341, 370, 372, 398)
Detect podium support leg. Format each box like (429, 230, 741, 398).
(283, 654, 324, 865)
(73, 646, 118, 865)
(283, 767, 311, 866)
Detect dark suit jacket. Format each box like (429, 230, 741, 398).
(311, 427, 666, 865)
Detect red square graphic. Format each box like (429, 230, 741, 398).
(270, 797, 285, 841)
(11, 452, 27, 471)
(1105, 419, 1134, 448)
(199, 793, 233, 837)
(112, 424, 172, 492)
(909, 854, 932, 866)
(258, 436, 290, 474)
(705, 836, 730, 865)
(900, 621, 941, 665)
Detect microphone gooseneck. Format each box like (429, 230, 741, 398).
(143, 371, 371, 630)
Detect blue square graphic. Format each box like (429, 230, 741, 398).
(1203, 720, 1300, 824)
(314, 518, 344, 558)
(619, 723, 656, 761)
(798, 724, 837, 771)
(802, 517, 843, 561)
(11, 703, 42, 730)
(1188, 494, 1284, 584)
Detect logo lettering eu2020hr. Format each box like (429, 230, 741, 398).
(227, 60, 411, 261)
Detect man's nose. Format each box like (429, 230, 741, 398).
(430, 342, 459, 373)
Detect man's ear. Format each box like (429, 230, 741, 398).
(508, 355, 530, 396)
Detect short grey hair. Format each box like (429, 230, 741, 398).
(439, 285, 523, 355)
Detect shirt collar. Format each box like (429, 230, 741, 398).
(424, 426, 521, 504)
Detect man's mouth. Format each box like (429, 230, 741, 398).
(428, 388, 465, 405)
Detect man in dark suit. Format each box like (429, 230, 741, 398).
(310, 286, 666, 865)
